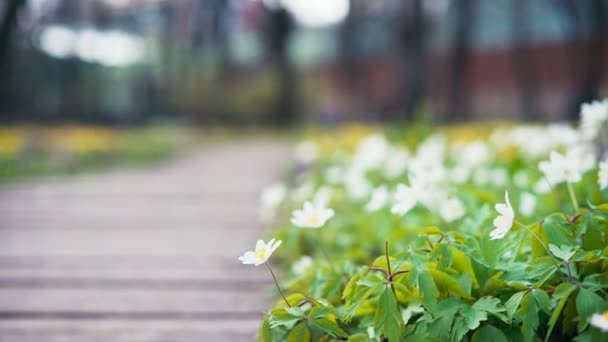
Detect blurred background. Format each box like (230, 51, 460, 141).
(0, 1, 607, 340)
(0, 0, 607, 126)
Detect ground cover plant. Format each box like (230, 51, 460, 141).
(241, 100, 608, 341)
(0, 125, 184, 182)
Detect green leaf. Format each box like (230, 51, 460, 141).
(576, 288, 607, 331)
(343, 283, 379, 321)
(526, 256, 558, 285)
(505, 291, 526, 320)
(258, 317, 274, 342)
(545, 283, 576, 342)
(471, 324, 508, 342)
(532, 289, 551, 315)
(429, 269, 473, 300)
(542, 213, 572, 248)
(418, 270, 439, 313)
(461, 304, 488, 330)
(473, 296, 508, 323)
(520, 293, 539, 342)
(346, 334, 370, 342)
(269, 308, 302, 329)
(308, 306, 331, 320)
(287, 322, 310, 342)
(547, 244, 576, 261)
(450, 246, 479, 286)
(311, 316, 347, 338)
(374, 287, 403, 342)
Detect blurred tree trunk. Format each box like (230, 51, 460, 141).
(569, 0, 606, 120)
(0, 0, 25, 113)
(266, 7, 296, 125)
(400, 0, 426, 122)
(448, 0, 475, 121)
(510, 0, 541, 121)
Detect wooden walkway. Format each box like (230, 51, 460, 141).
(0, 140, 289, 341)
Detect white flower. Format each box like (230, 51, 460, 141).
(599, 161, 608, 191)
(439, 198, 465, 222)
(391, 184, 417, 215)
(519, 192, 537, 217)
(344, 167, 371, 200)
(352, 134, 390, 171)
(534, 179, 552, 194)
(460, 141, 491, 168)
(291, 201, 334, 228)
(294, 141, 319, 164)
(259, 183, 286, 221)
(538, 148, 595, 185)
(590, 311, 608, 332)
(313, 186, 333, 207)
(238, 238, 282, 266)
(489, 191, 514, 240)
(292, 256, 313, 275)
(365, 186, 389, 212)
(383, 147, 409, 179)
(580, 99, 608, 140)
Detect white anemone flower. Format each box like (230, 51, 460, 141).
(489, 191, 514, 240)
(439, 198, 465, 222)
(391, 184, 417, 215)
(291, 201, 334, 228)
(292, 255, 313, 275)
(590, 311, 608, 332)
(383, 147, 409, 179)
(365, 186, 389, 212)
(259, 183, 287, 221)
(580, 99, 608, 140)
(599, 161, 608, 191)
(519, 192, 537, 217)
(238, 238, 282, 266)
(538, 149, 594, 185)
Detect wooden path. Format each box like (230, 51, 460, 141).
(0, 140, 289, 341)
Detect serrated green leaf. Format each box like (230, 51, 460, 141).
(548, 244, 576, 261)
(576, 288, 607, 331)
(374, 287, 403, 342)
(473, 296, 508, 323)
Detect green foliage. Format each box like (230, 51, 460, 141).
(258, 126, 608, 341)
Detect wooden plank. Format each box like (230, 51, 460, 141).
(0, 319, 261, 342)
(0, 227, 265, 257)
(0, 289, 269, 313)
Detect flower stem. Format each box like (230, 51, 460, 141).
(265, 262, 291, 307)
(514, 220, 563, 276)
(566, 182, 579, 213)
(385, 240, 392, 275)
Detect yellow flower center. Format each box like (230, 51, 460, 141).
(255, 246, 269, 260)
(307, 213, 320, 226)
(603, 311, 608, 320)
